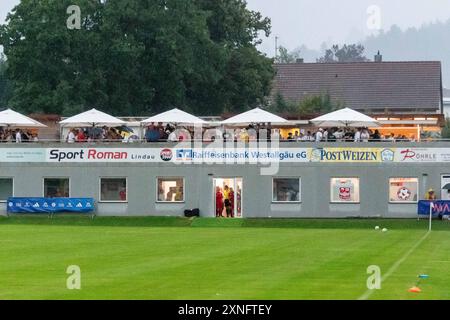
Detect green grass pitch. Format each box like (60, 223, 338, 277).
(0, 216, 449, 300)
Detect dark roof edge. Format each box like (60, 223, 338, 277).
(274, 61, 442, 66)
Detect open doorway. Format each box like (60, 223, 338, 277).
(214, 178, 243, 218)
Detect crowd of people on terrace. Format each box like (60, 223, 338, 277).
(62, 124, 417, 143)
(65, 126, 139, 143)
(0, 128, 39, 143)
(284, 127, 416, 142)
(143, 124, 416, 143)
(0, 124, 419, 143)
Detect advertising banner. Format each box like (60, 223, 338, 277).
(1, 147, 450, 163)
(46, 148, 161, 163)
(170, 148, 310, 164)
(395, 148, 450, 163)
(7, 197, 95, 214)
(418, 200, 450, 216)
(309, 148, 395, 163)
(0, 148, 46, 162)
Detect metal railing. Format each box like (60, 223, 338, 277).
(3, 138, 450, 144)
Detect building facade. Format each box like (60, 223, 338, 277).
(1, 142, 450, 218)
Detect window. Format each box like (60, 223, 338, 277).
(441, 175, 450, 201)
(389, 178, 418, 203)
(44, 178, 69, 198)
(157, 178, 184, 202)
(273, 178, 301, 202)
(330, 178, 360, 203)
(100, 178, 127, 202)
(0, 178, 13, 201)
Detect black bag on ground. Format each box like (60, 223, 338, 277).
(184, 208, 200, 217)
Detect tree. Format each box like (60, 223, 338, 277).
(297, 93, 336, 115)
(275, 46, 300, 64)
(0, 0, 274, 116)
(270, 92, 339, 116)
(269, 91, 296, 113)
(317, 44, 370, 63)
(442, 119, 450, 139)
(0, 54, 13, 107)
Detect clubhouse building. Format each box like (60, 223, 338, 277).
(1, 141, 450, 218)
(1, 59, 449, 219)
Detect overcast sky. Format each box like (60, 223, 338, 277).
(247, 0, 450, 56)
(2, 0, 450, 56)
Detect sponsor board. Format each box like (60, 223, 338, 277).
(309, 148, 393, 163)
(0, 148, 46, 162)
(46, 148, 160, 162)
(1, 147, 450, 163)
(171, 148, 310, 163)
(395, 148, 450, 163)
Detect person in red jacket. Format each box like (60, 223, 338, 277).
(76, 129, 86, 143)
(215, 187, 224, 217)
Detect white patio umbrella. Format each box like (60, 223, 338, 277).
(0, 108, 47, 128)
(141, 108, 207, 125)
(59, 108, 126, 127)
(221, 107, 288, 125)
(310, 108, 380, 128)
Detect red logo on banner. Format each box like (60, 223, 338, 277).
(400, 149, 416, 161)
(160, 149, 173, 162)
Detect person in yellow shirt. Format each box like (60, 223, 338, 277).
(223, 185, 230, 200)
(424, 188, 437, 200)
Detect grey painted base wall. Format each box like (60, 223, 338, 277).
(0, 159, 446, 219)
(1, 142, 449, 218)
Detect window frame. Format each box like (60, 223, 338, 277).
(272, 177, 302, 203)
(0, 177, 14, 202)
(156, 177, 185, 203)
(42, 177, 71, 198)
(388, 177, 419, 204)
(330, 177, 361, 204)
(99, 177, 128, 203)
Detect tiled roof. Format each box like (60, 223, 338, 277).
(273, 61, 443, 112)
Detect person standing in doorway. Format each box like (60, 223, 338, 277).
(215, 187, 224, 217)
(228, 187, 235, 218)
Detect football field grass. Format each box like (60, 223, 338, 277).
(0, 216, 449, 300)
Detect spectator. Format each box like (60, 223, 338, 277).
(15, 129, 22, 143)
(76, 129, 86, 142)
(371, 130, 381, 141)
(66, 129, 76, 143)
(424, 188, 437, 200)
(361, 128, 370, 142)
(145, 124, 160, 142)
(333, 129, 344, 141)
(287, 132, 294, 141)
(323, 128, 329, 142)
(354, 128, 362, 142)
(22, 131, 30, 142)
(266, 122, 272, 142)
(315, 128, 324, 142)
(168, 130, 178, 142)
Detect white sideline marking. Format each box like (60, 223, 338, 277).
(358, 231, 431, 300)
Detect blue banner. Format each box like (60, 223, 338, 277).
(7, 198, 95, 214)
(418, 200, 450, 216)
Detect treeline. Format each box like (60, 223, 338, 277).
(0, 0, 274, 116)
(269, 92, 342, 117)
